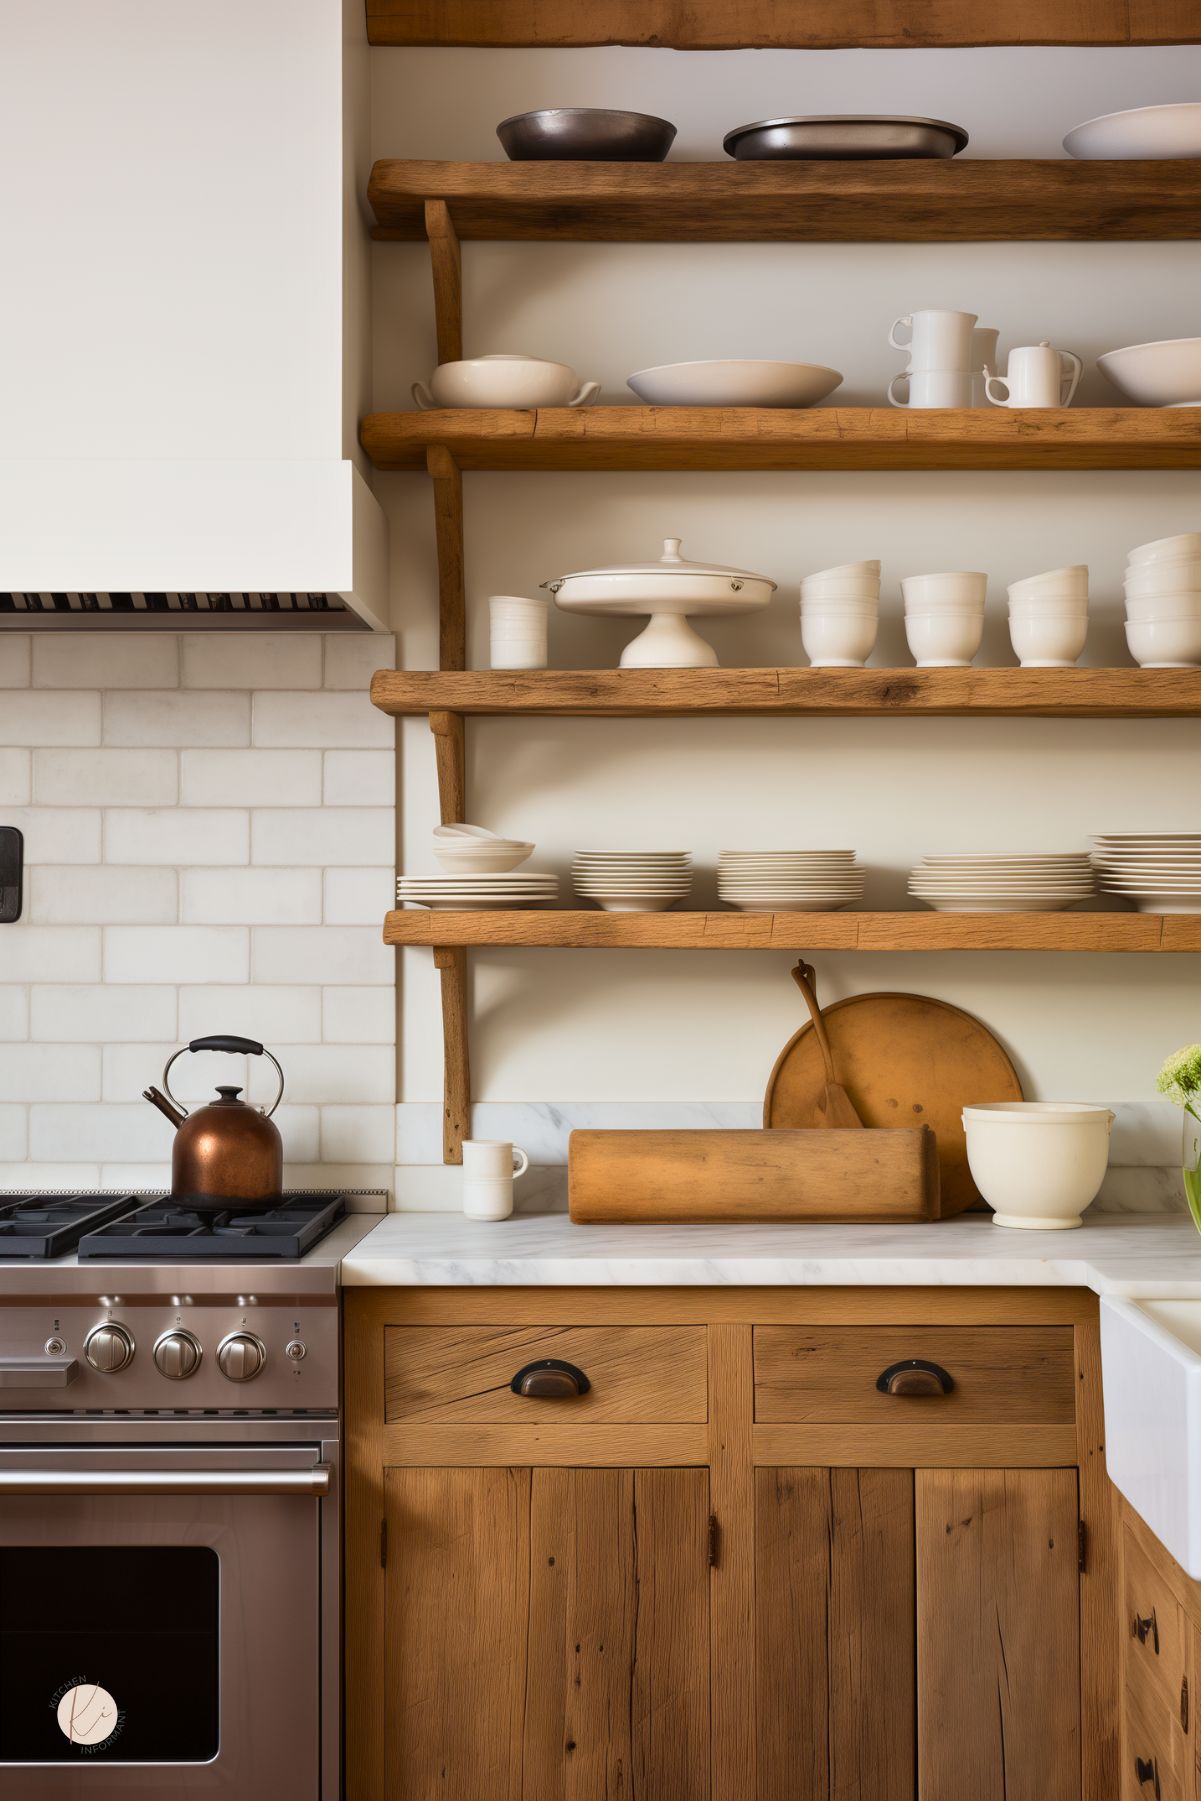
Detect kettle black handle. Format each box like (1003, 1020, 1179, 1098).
(187, 1034, 264, 1057)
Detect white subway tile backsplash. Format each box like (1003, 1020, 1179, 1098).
(282, 1163, 393, 1197)
(251, 926, 393, 987)
(323, 634, 397, 690)
(323, 867, 394, 926)
(97, 1163, 171, 1190)
(104, 926, 249, 985)
(0, 1162, 102, 1188)
(0, 637, 31, 688)
(251, 808, 393, 868)
(4, 928, 101, 983)
(0, 988, 29, 1041)
(178, 984, 321, 1045)
(101, 1044, 251, 1108)
(33, 637, 178, 691)
(0, 692, 100, 747)
(182, 635, 322, 692)
(31, 985, 177, 1043)
(34, 748, 178, 807)
(30, 1104, 170, 1162)
(105, 809, 250, 866)
(247, 1042, 394, 1104)
(323, 750, 396, 807)
(104, 691, 251, 749)
(271, 1105, 322, 1164)
(253, 691, 393, 749)
(0, 1044, 101, 1103)
(0, 809, 102, 864)
(180, 749, 323, 807)
(322, 986, 395, 1045)
(181, 867, 322, 926)
(30, 866, 178, 926)
(320, 1103, 396, 1163)
(0, 1107, 27, 1161)
(0, 750, 31, 805)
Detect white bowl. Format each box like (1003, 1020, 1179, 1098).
(1009, 611, 1088, 667)
(801, 609, 877, 667)
(1124, 560, 1201, 597)
(1007, 595, 1088, 614)
(1126, 617, 1201, 667)
(901, 572, 988, 608)
(1098, 338, 1201, 408)
(1124, 591, 1201, 620)
(905, 609, 984, 667)
(415, 355, 598, 409)
(800, 601, 878, 620)
(804, 561, 881, 581)
(1064, 103, 1201, 161)
(434, 841, 534, 874)
(963, 1102, 1114, 1229)
(1128, 533, 1201, 566)
(800, 576, 880, 603)
(626, 359, 843, 408)
(1007, 566, 1089, 600)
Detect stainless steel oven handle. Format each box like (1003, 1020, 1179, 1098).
(0, 1356, 79, 1388)
(0, 1465, 331, 1496)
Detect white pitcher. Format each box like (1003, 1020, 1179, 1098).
(984, 342, 1083, 409)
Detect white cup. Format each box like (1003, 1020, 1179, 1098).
(490, 594, 548, 670)
(800, 608, 878, 667)
(462, 1139, 530, 1220)
(970, 328, 999, 406)
(1009, 610, 1089, 667)
(888, 308, 978, 371)
(888, 369, 973, 409)
(905, 609, 984, 667)
(985, 343, 1083, 408)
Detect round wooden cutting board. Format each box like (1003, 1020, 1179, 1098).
(763, 991, 1023, 1216)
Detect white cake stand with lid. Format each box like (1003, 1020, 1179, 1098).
(543, 536, 776, 667)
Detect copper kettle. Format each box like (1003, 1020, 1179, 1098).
(144, 1035, 285, 1211)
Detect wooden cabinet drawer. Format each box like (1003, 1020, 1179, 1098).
(1123, 1674, 1188, 1801)
(384, 1324, 707, 1424)
(1124, 1523, 1190, 1719)
(753, 1325, 1075, 1424)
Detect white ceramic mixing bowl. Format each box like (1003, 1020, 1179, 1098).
(963, 1102, 1114, 1229)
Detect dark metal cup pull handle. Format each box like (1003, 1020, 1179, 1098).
(876, 1359, 955, 1397)
(1133, 1609, 1160, 1653)
(510, 1359, 591, 1399)
(1134, 1755, 1161, 1797)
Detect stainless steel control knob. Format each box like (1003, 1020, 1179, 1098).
(84, 1322, 135, 1373)
(153, 1329, 202, 1380)
(216, 1332, 266, 1382)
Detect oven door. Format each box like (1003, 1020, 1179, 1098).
(0, 1440, 330, 1798)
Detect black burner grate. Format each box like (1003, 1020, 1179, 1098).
(76, 1193, 349, 1261)
(0, 1193, 155, 1259)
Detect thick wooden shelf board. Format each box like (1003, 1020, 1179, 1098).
(366, 0, 1200, 47)
(384, 910, 1201, 953)
(361, 407, 1201, 472)
(371, 666, 1201, 719)
(369, 160, 1201, 243)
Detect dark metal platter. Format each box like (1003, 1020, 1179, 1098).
(724, 115, 970, 160)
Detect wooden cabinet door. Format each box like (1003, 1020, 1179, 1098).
(916, 1469, 1081, 1801)
(384, 1465, 711, 1801)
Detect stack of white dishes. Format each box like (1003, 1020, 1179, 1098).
(1007, 566, 1089, 667)
(799, 562, 880, 667)
(398, 872, 559, 910)
(718, 850, 864, 913)
(489, 593, 549, 670)
(909, 852, 1095, 913)
(1123, 534, 1201, 668)
(901, 572, 986, 667)
(433, 823, 534, 873)
(571, 850, 693, 913)
(1091, 834, 1201, 913)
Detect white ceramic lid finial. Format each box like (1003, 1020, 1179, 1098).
(661, 537, 684, 563)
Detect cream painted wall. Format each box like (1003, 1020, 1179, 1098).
(371, 46, 1201, 1109)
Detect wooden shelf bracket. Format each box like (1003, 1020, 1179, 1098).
(432, 944, 471, 1164)
(425, 443, 467, 672)
(424, 197, 463, 364)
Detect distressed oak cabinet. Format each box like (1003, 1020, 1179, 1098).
(345, 1288, 1117, 1800)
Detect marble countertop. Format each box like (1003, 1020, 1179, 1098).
(341, 1210, 1201, 1297)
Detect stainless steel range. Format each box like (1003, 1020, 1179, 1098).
(0, 1190, 381, 1799)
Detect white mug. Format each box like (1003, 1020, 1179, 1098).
(462, 1139, 529, 1220)
(984, 343, 1083, 409)
(970, 327, 999, 407)
(888, 369, 973, 409)
(888, 308, 978, 372)
(490, 594, 548, 671)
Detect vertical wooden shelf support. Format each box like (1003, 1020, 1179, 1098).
(428, 709, 466, 824)
(426, 444, 467, 673)
(423, 197, 462, 365)
(432, 945, 471, 1164)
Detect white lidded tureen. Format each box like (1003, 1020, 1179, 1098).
(543, 536, 776, 667)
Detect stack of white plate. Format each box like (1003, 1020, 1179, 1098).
(909, 853, 1095, 913)
(572, 850, 693, 913)
(1092, 834, 1201, 913)
(1123, 533, 1201, 669)
(718, 850, 864, 913)
(397, 873, 559, 910)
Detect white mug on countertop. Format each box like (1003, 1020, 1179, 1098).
(888, 369, 974, 409)
(462, 1139, 530, 1220)
(985, 342, 1083, 408)
(888, 308, 978, 371)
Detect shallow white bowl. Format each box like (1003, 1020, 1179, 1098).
(723, 896, 860, 913)
(905, 610, 984, 667)
(1098, 338, 1201, 407)
(1128, 533, 1201, 566)
(1064, 103, 1201, 160)
(434, 841, 535, 874)
(416, 355, 598, 409)
(627, 358, 843, 408)
(1126, 617, 1201, 666)
(963, 1103, 1114, 1230)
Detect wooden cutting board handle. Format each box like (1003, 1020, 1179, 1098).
(790, 962, 864, 1129)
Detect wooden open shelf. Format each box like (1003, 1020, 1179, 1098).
(369, 159, 1201, 244)
(366, 0, 1200, 46)
(362, 407, 1201, 473)
(371, 666, 1201, 719)
(386, 910, 1201, 952)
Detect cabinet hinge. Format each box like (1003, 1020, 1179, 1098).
(708, 1514, 720, 1569)
(1078, 1519, 1088, 1573)
(380, 1518, 388, 1570)
(1182, 1676, 1189, 1735)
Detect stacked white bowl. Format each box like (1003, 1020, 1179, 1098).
(718, 849, 865, 913)
(489, 593, 549, 670)
(908, 852, 1096, 913)
(1123, 533, 1201, 668)
(571, 850, 693, 913)
(1091, 833, 1201, 913)
(1006, 566, 1089, 667)
(398, 822, 558, 908)
(799, 561, 880, 667)
(901, 572, 987, 667)
(433, 823, 534, 874)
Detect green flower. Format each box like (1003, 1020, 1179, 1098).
(1158, 1044, 1201, 1112)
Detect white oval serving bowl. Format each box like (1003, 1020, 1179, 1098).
(414, 355, 600, 409)
(626, 359, 843, 408)
(963, 1102, 1114, 1229)
(1064, 102, 1201, 160)
(1098, 338, 1201, 407)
